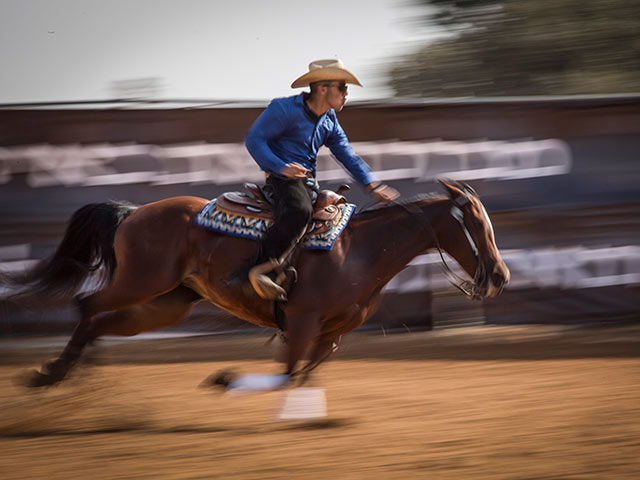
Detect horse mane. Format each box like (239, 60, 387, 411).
(355, 192, 446, 219)
(354, 180, 480, 218)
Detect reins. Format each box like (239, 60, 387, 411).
(393, 197, 482, 299)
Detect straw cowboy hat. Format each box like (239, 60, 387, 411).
(291, 59, 363, 88)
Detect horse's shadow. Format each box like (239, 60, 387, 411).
(2, 365, 354, 438)
(0, 424, 249, 439)
(272, 417, 354, 431)
(0, 419, 353, 438)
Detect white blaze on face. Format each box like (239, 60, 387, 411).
(479, 202, 507, 296)
(480, 204, 495, 240)
(451, 205, 478, 257)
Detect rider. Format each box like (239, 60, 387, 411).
(244, 58, 399, 300)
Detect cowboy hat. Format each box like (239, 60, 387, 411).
(291, 59, 362, 88)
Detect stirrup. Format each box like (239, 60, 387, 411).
(248, 259, 288, 301)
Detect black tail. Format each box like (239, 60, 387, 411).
(2, 201, 137, 304)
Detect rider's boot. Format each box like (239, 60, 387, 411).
(248, 258, 288, 301)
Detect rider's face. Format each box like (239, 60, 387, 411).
(322, 82, 348, 111)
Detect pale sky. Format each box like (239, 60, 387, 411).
(0, 0, 441, 104)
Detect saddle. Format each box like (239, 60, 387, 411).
(216, 183, 350, 234)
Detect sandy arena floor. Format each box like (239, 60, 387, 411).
(0, 324, 639, 480)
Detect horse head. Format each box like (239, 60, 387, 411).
(437, 179, 510, 299)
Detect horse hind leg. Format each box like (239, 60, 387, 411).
(27, 285, 200, 388)
(25, 297, 95, 387)
(26, 199, 197, 387)
(90, 284, 201, 337)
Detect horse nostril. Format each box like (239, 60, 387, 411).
(491, 271, 506, 287)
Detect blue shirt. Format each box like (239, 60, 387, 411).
(245, 93, 375, 186)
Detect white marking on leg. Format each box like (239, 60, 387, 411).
(227, 373, 290, 394)
(277, 388, 327, 421)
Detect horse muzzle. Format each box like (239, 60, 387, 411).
(485, 261, 510, 297)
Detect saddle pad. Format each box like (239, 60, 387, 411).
(194, 199, 356, 251)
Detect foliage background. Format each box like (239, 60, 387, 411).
(389, 0, 640, 97)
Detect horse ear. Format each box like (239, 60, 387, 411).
(459, 182, 477, 196)
(438, 178, 465, 199)
(438, 178, 477, 198)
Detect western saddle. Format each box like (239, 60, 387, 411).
(216, 182, 350, 234)
(217, 183, 351, 301)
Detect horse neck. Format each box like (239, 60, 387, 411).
(350, 197, 449, 283)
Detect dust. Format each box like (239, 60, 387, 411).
(1, 365, 155, 437)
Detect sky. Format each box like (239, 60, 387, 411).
(0, 0, 441, 104)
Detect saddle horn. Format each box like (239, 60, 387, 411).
(336, 184, 350, 196)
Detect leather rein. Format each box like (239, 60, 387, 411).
(396, 194, 485, 299)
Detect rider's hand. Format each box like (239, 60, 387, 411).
(280, 163, 310, 179)
(366, 182, 400, 204)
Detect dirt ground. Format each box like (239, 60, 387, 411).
(1, 324, 639, 480)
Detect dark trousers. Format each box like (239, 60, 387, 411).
(256, 175, 316, 263)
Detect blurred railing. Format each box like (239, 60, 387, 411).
(1, 96, 639, 333)
(0, 138, 572, 188)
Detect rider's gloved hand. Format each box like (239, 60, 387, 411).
(366, 182, 400, 204)
(280, 163, 310, 178)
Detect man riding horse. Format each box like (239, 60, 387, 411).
(3, 61, 509, 397)
(244, 59, 399, 300)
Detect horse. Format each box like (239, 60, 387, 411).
(3, 179, 509, 392)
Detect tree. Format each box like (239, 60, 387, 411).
(389, 0, 640, 97)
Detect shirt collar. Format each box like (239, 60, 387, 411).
(301, 92, 319, 123)
(300, 92, 334, 123)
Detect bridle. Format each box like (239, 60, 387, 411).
(439, 194, 486, 299)
(398, 194, 486, 299)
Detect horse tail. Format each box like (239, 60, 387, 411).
(2, 201, 138, 304)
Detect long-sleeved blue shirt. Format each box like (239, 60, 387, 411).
(245, 93, 375, 186)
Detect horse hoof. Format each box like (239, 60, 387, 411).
(43, 358, 71, 377)
(15, 369, 61, 388)
(199, 369, 238, 390)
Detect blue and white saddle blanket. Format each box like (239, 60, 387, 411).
(194, 199, 356, 251)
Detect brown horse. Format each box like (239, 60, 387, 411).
(4, 180, 509, 389)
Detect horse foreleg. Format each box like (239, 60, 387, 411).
(207, 314, 323, 394)
(297, 335, 341, 385)
(284, 314, 322, 380)
(275, 319, 331, 421)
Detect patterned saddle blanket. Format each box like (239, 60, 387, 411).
(194, 194, 356, 251)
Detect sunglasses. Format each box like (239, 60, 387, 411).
(320, 82, 348, 93)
